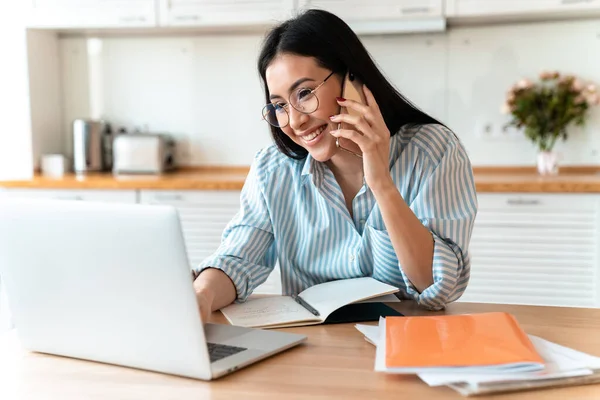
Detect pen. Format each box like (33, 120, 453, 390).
(292, 294, 320, 317)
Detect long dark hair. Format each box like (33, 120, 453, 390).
(257, 9, 446, 160)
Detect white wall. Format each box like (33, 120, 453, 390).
(0, 4, 34, 180)
(60, 34, 272, 166)
(57, 18, 600, 167)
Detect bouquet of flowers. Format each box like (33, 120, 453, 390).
(502, 71, 599, 152)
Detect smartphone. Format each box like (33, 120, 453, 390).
(340, 71, 366, 116)
(337, 71, 366, 157)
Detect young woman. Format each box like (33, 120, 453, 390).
(192, 9, 478, 320)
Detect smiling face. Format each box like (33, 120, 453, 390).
(265, 54, 342, 162)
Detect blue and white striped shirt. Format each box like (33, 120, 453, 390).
(197, 124, 478, 310)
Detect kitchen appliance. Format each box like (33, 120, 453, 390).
(72, 119, 113, 174)
(112, 133, 176, 175)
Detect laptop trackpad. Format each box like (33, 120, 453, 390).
(204, 323, 250, 343)
(205, 323, 301, 352)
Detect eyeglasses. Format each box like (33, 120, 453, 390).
(261, 71, 335, 128)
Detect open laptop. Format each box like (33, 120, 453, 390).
(0, 197, 306, 380)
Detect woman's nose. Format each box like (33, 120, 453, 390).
(288, 107, 309, 131)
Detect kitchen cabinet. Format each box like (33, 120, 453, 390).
(0, 188, 137, 203)
(299, 0, 443, 20)
(460, 193, 600, 308)
(158, 0, 295, 27)
(0, 278, 10, 334)
(26, 0, 157, 28)
(445, 0, 600, 18)
(297, 0, 445, 34)
(139, 189, 282, 294)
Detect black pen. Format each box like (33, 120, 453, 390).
(292, 294, 320, 316)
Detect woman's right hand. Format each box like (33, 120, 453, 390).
(191, 268, 237, 323)
(195, 289, 214, 323)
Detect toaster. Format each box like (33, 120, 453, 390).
(112, 133, 176, 175)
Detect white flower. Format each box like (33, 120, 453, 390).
(587, 93, 599, 106)
(586, 84, 597, 93)
(516, 79, 533, 89)
(571, 79, 584, 92)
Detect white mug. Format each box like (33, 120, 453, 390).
(41, 154, 68, 178)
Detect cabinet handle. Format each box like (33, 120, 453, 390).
(174, 15, 200, 21)
(560, 0, 594, 4)
(54, 196, 83, 201)
(506, 199, 541, 206)
(400, 6, 431, 14)
(154, 194, 184, 201)
(119, 16, 147, 23)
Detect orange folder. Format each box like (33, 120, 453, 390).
(385, 312, 544, 369)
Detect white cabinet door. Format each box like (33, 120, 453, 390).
(0, 277, 10, 334)
(27, 0, 157, 28)
(139, 190, 281, 294)
(446, 0, 600, 17)
(299, 0, 443, 20)
(461, 193, 600, 308)
(139, 190, 241, 268)
(158, 0, 295, 27)
(297, 0, 444, 34)
(0, 188, 138, 203)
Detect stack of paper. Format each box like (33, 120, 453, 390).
(380, 312, 545, 374)
(356, 315, 600, 396)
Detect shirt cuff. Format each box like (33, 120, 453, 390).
(399, 233, 465, 311)
(195, 255, 254, 303)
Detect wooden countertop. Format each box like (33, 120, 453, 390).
(473, 166, 600, 193)
(1, 301, 600, 399)
(2, 166, 600, 192)
(0, 167, 250, 191)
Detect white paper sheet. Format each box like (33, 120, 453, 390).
(355, 320, 600, 386)
(355, 294, 401, 303)
(354, 323, 380, 345)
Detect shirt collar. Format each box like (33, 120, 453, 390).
(301, 132, 401, 187)
(301, 153, 324, 187)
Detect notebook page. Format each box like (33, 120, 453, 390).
(299, 277, 399, 319)
(220, 296, 317, 328)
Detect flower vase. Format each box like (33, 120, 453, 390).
(536, 150, 559, 175)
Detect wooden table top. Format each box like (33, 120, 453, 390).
(1, 301, 599, 399)
(2, 166, 600, 192)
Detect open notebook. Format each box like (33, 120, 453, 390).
(220, 277, 399, 329)
(376, 312, 545, 374)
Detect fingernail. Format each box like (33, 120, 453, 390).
(336, 97, 346, 102)
(329, 115, 337, 120)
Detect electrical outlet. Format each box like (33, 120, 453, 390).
(500, 124, 522, 139)
(477, 122, 494, 138)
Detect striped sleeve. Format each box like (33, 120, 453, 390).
(401, 129, 478, 310)
(195, 154, 276, 303)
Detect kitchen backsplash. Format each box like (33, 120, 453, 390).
(58, 18, 600, 167)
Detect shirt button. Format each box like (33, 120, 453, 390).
(359, 219, 366, 225)
(349, 254, 356, 262)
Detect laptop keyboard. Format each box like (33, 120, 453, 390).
(206, 342, 247, 363)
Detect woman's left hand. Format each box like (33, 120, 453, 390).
(329, 85, 394, 192)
